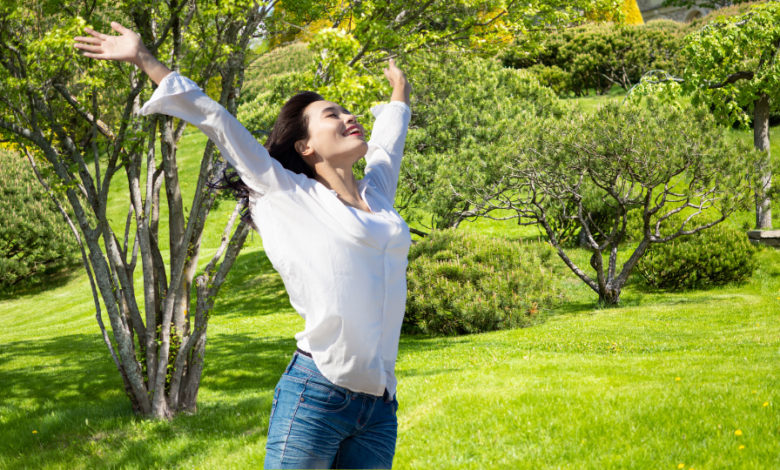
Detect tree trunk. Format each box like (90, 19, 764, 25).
(754, 93, 772, 229)
(598, 287, 621, 306)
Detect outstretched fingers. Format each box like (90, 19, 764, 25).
(82, 27, 109, 40)
(74, 43, 103, 53)
(110, 21, 131, 35)
(73, 36, 101, 45)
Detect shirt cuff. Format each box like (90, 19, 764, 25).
(137, 71, 202, 116)
(370, 101, 411, 119)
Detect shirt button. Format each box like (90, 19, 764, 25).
(300, 397, 305, 402)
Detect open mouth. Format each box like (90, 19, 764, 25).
(343, 127, 362, 137)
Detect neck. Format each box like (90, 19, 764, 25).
(314, 162, 361, 202)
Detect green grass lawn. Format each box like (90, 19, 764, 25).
(2, 93, 780, 468)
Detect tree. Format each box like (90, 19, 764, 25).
(274, 0, 627, 117)
(452, 101, 758, 305)
(0, 0, 322, 419)
(679, 2, 780, 229)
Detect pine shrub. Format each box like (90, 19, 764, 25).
(0, 149, 79, 288)
(403, 230, 564, 336)
(626, 211, 759, 290)
(500, 20, 686, 96)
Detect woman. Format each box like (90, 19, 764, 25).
(75, 21, 412, 470)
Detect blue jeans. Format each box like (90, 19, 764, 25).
(264, 351, 399, 469)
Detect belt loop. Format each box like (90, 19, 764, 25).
(285, 352, 298, 374)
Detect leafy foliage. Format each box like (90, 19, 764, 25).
(241, 42, 316, 106)
(404, 229, 564, 336)
(501, 20, 686, 95)
(680, 2, 780, 128)
(0, 0, 323, 417)
(286, 0, 625, 114)
(678, 1, 780, 229)
(0, 149, 78, 287)
(238, 70, 315, 136)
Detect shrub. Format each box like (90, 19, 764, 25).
(526, 64, 572, 96)
(403, 229, 564, 336)
(0, 149, 79, 288)
(500, 21, 686, 96)
(625, 211, 759, 289)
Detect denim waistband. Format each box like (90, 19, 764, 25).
(287, 350, 391, 400)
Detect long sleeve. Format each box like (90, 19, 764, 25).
(364, 101, 411, 204)
(137, 71, 298, 196)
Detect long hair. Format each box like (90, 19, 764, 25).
(209, 91, 324, 228)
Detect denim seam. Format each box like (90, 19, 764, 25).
(280, 375, 306, 385)
(278, 385, 304, 465)
(268, 387, 281, 434)
(356, 396, 368, 430)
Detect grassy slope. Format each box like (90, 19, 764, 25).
(1, 71, 780, 468)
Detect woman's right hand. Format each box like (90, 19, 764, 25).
(74, 21, 172, 85)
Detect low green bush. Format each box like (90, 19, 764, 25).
(0, 149, 79, 288)
(403, 229, 564, 336)
(500, 20, 686, 96)
(626, 211, 759, 290)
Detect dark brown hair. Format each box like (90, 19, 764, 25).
(210, 91, 324, 227)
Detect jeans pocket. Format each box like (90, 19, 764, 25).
(300, 377, 351, 413)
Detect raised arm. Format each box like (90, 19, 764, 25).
(74, 22, 172, 85)
(365, 59, 412, 204)
(74, 22, 297, 196)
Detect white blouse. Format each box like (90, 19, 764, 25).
(138, 72, 412, 397)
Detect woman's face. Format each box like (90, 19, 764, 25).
(296, 100, 367, 169)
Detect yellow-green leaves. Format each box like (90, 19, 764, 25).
(308, 27, 391, 113)
(681, 2, 780, 128)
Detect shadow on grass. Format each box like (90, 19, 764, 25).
(0, 259, 84, 302)
(0, 330, 298, 468)
(0, 246, 300, 468)
(206, 248, 295, 318)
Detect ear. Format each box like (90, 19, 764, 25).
(295, 138, 315, 164)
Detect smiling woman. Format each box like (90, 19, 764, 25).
(75, 21, 412, 470)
